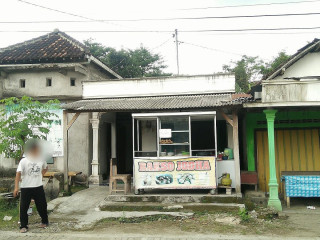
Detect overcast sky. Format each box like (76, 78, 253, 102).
(1, 0, 320, 75)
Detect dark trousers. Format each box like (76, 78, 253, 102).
(20, 186, 48, 229)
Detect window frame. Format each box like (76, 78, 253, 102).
(70, 78, 76, 87)
(46, 77, 52, 87)
(20, 79, 26, 88)
(132, 111, 217, 159)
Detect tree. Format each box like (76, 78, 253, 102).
(0, 96, 60, 160)
(223, 51, 290, 92)
(260, 51, 290, 78)
(223, 55, 263, 93)
(84, 39, 170, 78)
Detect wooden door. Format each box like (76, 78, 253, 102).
(256, 128, 320, 192)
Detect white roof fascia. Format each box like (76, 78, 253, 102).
(87, 55, 122, 79)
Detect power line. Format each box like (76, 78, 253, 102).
(16, 0, 127, 28)
(151, 37, 173, 50)
(17, 0, 95, 21)
(180, 26, 320, 32)
(1, 26, 320, 33)
(66, 12, 320, 22)
(0, 30, 171, 33)
(5, 12, 320, 23)
(176, 0, 320, 11)
(196, 31, 320, 36)
(179, 40, 270, 61)
(0, 20, 94, 24)
(179, 41, 243, 56)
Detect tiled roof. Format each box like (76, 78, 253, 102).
(0, 30, 90, 64)
(62, 93, 252, 111)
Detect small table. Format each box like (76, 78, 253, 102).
(44, 171, 82, 185)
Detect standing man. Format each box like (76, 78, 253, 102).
(13, 139, 49, 233)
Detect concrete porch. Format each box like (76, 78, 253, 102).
(48, 186, 244, 229)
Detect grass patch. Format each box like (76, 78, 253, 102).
(101, 205, 165, 212)
(0, 188, 9, 193)
(238, 208, 250, 222)
(98, 214, 181, 224)
(100, 204, 240, 214)
(0, 198, 19, 229)
(60, 185, 89, 197)
(200, 196, 244, 204)
(70, 185, 88, 194)
(0, 168, 16, 178)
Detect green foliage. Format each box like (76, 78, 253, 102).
(223, 51, 290, 93)
(223, 55, 264, 93)
(84, 39, 170, 78)
(0, 198, 19, 229)
(238, 208, 250, 222)
(260, 51, 290, 78)
(0, 167, 16, 178)
(0, 96, 60, 160)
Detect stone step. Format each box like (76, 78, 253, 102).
(245, 190, 266, 198)
(105, 194, 243, 204)
(98, 201, 245, 212)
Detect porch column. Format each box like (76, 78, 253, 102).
(232, 112, 241, 194)
(89, 112, 102, 185)
(264, 109, 282, 211)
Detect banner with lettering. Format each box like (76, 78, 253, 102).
(134, 157, 216, 190)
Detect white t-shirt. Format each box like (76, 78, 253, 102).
(16, 158, 47, 188)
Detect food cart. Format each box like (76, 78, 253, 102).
(132, 111, 217, 194)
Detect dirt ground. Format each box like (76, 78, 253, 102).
(1, 187, 320, 238)
(282, 197, 320, 238)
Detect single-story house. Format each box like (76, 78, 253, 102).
(62, 74, 252, 195)
(244, 38, 320, 210)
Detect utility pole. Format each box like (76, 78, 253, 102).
(174, 29, 180, 75)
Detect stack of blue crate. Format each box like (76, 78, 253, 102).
(284, 176, 320, 197)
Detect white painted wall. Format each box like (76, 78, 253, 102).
(227, 124, 234, 149)
(83, 74, 235, 99)
(3, 71, 84, 98)
(263, 52, 320, 103)
(141, 120, 157, 151)
(216, 160, 236, 188)
(273, 52, 320, 79)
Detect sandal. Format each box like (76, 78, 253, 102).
(38, 223, 48, 228)
(20, 228, 28, 233)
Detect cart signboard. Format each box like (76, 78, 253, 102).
(159, 129, 172, 138)
(134, 157, 216, 190)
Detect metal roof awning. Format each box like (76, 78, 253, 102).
(62, 93, 251, 112)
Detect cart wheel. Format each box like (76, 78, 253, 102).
(210, 189, 216, 195)
(134, 189, 140, 195)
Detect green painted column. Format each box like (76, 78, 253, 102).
(263, 109, 282, 211)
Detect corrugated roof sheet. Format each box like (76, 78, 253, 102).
(62, 93, 252, 111)
(0, 30, 89, 64)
